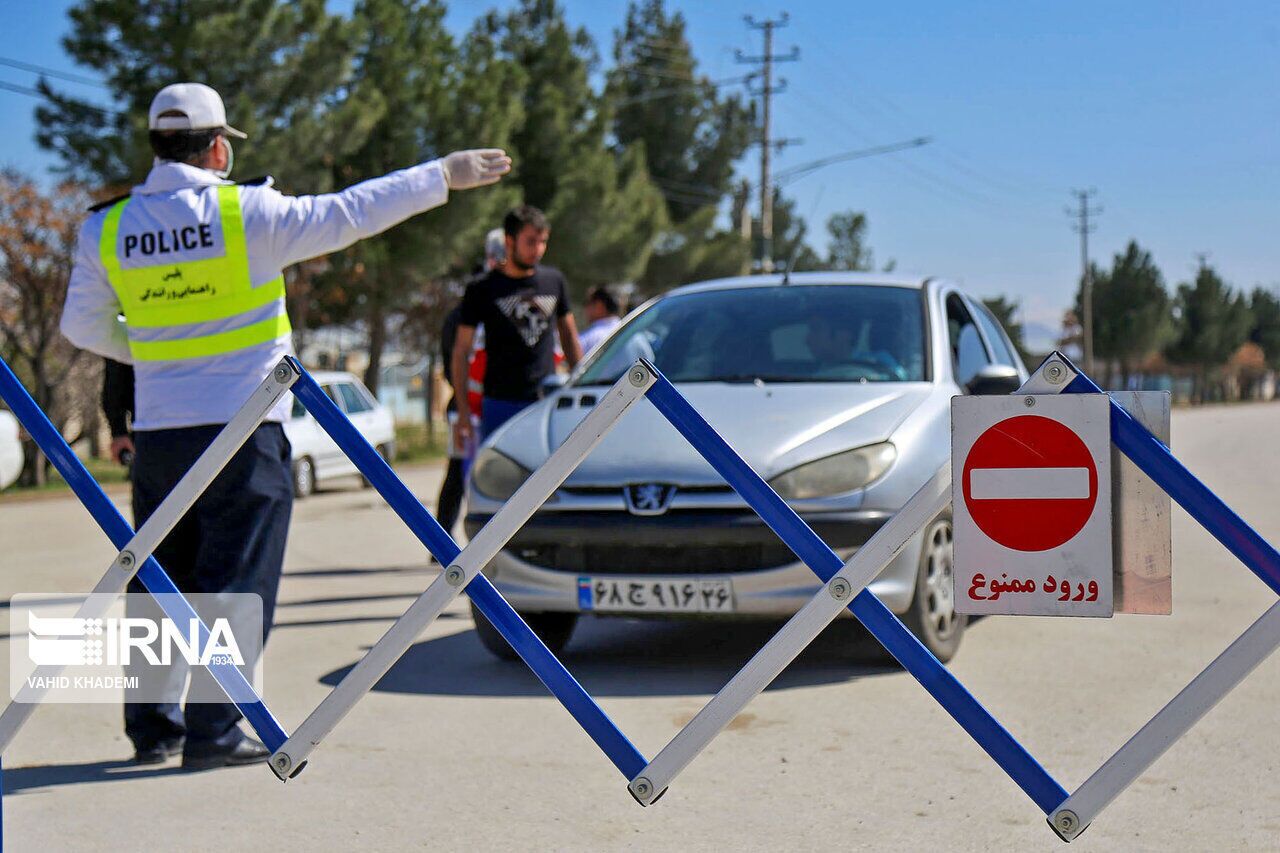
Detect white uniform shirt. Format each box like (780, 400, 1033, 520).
(62, 160, 449, 430)
(577, 315, 621, 355)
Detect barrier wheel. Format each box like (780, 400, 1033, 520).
(470, 601, 577, 661)
(902, 514, 967, 663)
(292, 456, 315, 498)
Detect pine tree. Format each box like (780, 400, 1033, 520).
(480, 0, 667, 300)
(317, 0, 521, 392)
(606, 0, 753, 224)
(38, 0, 369, 193)
(1166, 262, 1252, 401)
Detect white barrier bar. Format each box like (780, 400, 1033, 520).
(0, 359, 299, 750)
(1049, 599, 1280, 841)
(628, 463, 951, 804)
(271, 364, 656, 776)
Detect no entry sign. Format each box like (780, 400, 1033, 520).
(952, 395, 1113, 617)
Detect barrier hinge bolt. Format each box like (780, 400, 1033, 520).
(1045, 362, 1066, 385)
(444, 565, 465, 587)
(828, 577, 852, 601)
(1024, 396, 1036, 407)
(1054, 809, 1079, 835)
(273, 364, 291, 383)
(632, 777, 653, 798)
(272, 753, 290, 773)
(118, 551, 135, 569)
(629, 366, 649, 387)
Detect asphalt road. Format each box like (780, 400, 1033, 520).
(1, 402, 1278, 851)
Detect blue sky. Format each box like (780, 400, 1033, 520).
(2, 1, 1276, 342)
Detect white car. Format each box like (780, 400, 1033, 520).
(0, 410, 23, 490)
(284, 371, 395, 498)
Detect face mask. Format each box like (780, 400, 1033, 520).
(212, 136, 234, 180)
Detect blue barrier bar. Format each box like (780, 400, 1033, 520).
(288, 359, 648, 779)
(1063, 368, 1280, 597)
(0, 357, 288, 752)
(643, 367, 1069, 814)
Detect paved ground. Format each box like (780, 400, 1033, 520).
(1, 403, 1278, 851)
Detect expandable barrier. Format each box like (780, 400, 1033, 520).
(1, 349, 1275, 846)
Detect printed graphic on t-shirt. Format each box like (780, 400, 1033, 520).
(496, 294, 560, 347)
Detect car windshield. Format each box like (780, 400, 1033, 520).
(574, 284, 927, 385)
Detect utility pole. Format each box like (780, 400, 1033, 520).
(738, 13, 799, 273)
(1067, 189, 1102, 374)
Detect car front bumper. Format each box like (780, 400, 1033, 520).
(462, 509, 922, 617)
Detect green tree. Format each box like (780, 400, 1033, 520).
(480, 0, 667, 299)
(317, 0, 521, 393)
(1249, 287, 1280, 371)
(606, 0, 753, 225)
(824, 210, 874, 271)
(751, 187, 821, 272)
(38, 0, 370, 193)
(1077, 241, 1171, 387)
(1165, 262, 1252, 401)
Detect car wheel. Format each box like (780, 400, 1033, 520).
(470, 600, 577, 661)
(361, 444, 389, 489)
(902, 514, 967, 663)
(292, 456, 315, 498)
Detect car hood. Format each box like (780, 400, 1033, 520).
(491, 381, 933, 485)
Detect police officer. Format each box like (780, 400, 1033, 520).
(61, 82, 510, 769)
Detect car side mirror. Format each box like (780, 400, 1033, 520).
(965, 364, 1022, 396)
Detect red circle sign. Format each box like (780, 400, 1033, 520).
(961, 415, 1098, 552)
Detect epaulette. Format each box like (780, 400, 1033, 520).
(237, 175, 273, 187)
(88, 191, 130, 213)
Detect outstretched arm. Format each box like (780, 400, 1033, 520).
(252, 150, 511, 270)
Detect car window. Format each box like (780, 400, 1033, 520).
(337, 383, 372, 414)
(291, 396, 306, 419)
(974, 303, 1021, 370)
(322, 384, 344, 410)
(576, 285, 927, 385)
(946, 294, 991, 387)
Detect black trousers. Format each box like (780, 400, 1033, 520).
(124, 423, 292, 754)
(435, 457, 466, 536)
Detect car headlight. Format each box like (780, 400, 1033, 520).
(471, 448, 532, 501)
(769, 442, 897, 500)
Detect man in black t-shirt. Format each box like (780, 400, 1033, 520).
(452, 205, 582, 448)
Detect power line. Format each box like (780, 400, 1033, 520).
(774, 137, 931, 186)
(0, 55, 109, 89)
(0, 79, 119, 117)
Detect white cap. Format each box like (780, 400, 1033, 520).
(148, 83, 247, 139)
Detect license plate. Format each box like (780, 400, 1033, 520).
(578, 577, 734, 614)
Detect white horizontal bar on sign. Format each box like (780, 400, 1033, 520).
(969, 467, 1090, 500)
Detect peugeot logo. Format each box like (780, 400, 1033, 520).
(624, 483, 676, 516)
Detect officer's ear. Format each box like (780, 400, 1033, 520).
(209, 136, 230, 171)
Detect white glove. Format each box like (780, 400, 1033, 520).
(441, 149, 511, 190)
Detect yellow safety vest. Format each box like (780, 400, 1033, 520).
(99, 184, 291, 362)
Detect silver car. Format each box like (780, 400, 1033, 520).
(464, 273, 1027, 662)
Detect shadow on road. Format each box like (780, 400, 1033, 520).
(320, 617, 898, 698)
(3, 759, 191, 794)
